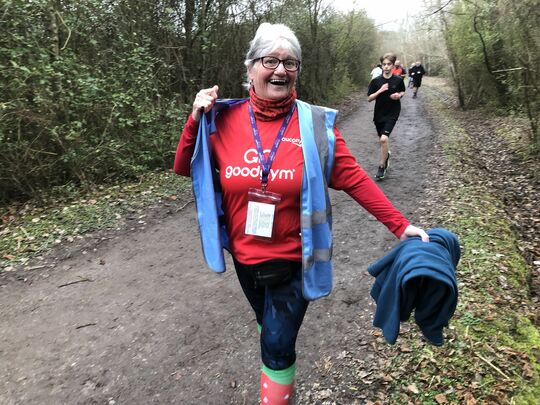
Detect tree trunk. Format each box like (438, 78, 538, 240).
(470, 9, 507, 105)
(47, 1, 61, 95)
(440, 11, 465, 108)
(307, 0, 321, 102)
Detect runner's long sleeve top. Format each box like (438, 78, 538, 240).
(174, 102, 410, 264)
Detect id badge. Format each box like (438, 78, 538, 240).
(245, 188, 282, 241)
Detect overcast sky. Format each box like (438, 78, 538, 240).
(329, 0, 426, 30)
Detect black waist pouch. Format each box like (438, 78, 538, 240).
(250, 260, 301, 288)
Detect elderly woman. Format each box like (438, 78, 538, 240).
(174, 22, 428, 405)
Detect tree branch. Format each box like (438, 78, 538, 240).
(55, 10, 72, 51)
(428, 0, 455, 16)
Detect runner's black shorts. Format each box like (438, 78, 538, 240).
(375, 119, 397, 136)
(414, 77, 422, 87)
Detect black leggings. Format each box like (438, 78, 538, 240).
(233, 259, 309, 370)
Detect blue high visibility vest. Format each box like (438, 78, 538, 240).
(191, 99, 337, 300)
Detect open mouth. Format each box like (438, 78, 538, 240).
(269, 79, 288, 86)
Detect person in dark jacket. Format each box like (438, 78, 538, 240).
(409, 61, 426, 98)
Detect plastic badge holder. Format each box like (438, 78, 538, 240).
(244, 187, 282, 241)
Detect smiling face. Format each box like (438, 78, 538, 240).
(248, 49, 298, 101)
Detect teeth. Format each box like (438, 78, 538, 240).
(270, 79, 287, 85)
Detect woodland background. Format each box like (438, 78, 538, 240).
(1, 0, 538, 202)
(1, 2, 539, 403)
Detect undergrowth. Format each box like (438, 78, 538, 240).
(377, 81, 539, 404)
(0, 171, 191, 271)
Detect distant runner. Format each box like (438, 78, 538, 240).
(391, 60, 407, 81)
(370, 63, 383, 79)
(367, 53, 406, 180)
(409, 61, 426, 98)
(408, 63, 415, 88)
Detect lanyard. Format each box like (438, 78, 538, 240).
(247, 102, 296, 191)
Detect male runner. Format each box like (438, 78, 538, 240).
(367, 53, 405, 180)
(409, 61, 426, 98)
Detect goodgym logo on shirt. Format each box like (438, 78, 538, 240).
(224, 148, 297, 181)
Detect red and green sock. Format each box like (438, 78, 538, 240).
(260, 363, 296, 404)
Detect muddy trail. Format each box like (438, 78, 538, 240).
(0, 91, 435, 405)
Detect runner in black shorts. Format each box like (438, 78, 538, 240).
(367, 53, 405, 180)
(409, 61, 426, 98)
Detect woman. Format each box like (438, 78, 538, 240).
(174, 22, 428, 405)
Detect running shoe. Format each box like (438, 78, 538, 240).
(375, 166, 386, 180)
(384, 151, 391, 170)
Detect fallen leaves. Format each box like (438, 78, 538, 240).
(463, 392, 477, 405)
(435, 393, 448, 403)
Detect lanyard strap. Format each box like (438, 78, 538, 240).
(248, 102, 296, 190)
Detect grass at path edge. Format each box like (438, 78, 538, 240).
(377, 80, 539, 404)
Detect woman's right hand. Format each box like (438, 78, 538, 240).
(192, 85, 219, 121)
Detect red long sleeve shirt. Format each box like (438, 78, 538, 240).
(174, 102, 409, 264)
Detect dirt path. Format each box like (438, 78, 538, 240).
(0, 91, 435, 405)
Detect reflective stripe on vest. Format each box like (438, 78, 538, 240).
(296, 100, 337, 301)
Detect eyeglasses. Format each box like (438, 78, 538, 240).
(256, 56, 300, 72)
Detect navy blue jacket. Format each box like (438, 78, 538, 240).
(368, 228, 460, 345)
